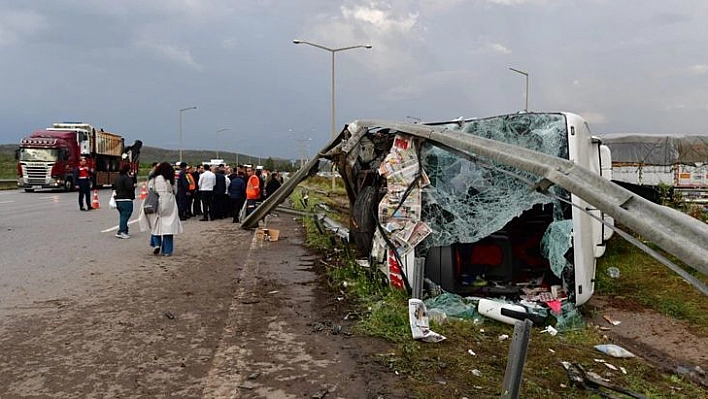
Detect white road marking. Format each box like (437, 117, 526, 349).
(101, 219, 139, 233)
(0, 200, 14, 204)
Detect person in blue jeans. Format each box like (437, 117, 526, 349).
(138, 162, 184, 256)
(112, 164, 136, 238)
(73, 157, 94, 211)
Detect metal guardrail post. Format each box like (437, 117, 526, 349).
(500, 319, 533, 399)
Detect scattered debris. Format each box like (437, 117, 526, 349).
(540, 325, 558, 336)
(164, 311, 175, 320)
(247, 372, 261, 380)
(267, 290, 279, 295)
(594, 344, 635, 358)
(471, 369, 482, 377)
(408, 299, 446, 343)
(467, 349, 476, 356)
(238, 381, 258, 390)
(498, 334, 509, 341)
(562, 362, 646, 398)
(604, 363, 619, 371)
(607, 267, 621, 278)
(603, 315, 622, 326)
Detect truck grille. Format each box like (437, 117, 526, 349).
(21, 163, 51, 184)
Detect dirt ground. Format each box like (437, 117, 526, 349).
(585, 296, 707, 385)
(0, 213, 406, 398)
(0, 211, 705, 397)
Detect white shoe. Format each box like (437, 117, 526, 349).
(118, 233, 130, 239)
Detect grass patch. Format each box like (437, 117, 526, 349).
(596, 234, 708, 334)
(291, 185, 708, 398)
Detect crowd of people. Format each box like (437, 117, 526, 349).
(82, 160, 284, 257)
(174, 162, 282, 223)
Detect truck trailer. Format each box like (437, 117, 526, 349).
(16, 122, 141, 192)
(599, 133, 708, 204)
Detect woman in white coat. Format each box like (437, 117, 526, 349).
(138, 161, 183, 256)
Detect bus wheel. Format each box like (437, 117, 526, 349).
(64, 178, 74, 192)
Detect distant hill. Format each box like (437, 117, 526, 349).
(0, 144, 296, 179)
(136, 146, 293, 171)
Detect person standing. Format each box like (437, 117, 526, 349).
(73, 157, 94, 211)
(138, 162, 183, 256)
(264, 171, 282, 200)
(228, 170, 246, 223)
(112, 164, 136, 238)
(176, 162, 191, 221)
(185, 165, 196, 217)
(191, 164, 203, 216)
(245, 166, 261, 217)
(214, 165, 228, 219)
(198, 164, 216, 221)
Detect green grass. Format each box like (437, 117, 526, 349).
(595, 234, 708, 334)
(291, 184, 708, 398)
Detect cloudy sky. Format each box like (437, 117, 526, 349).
(1, 0, 707, 161)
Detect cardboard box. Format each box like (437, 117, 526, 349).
(256, 228, 280, 242)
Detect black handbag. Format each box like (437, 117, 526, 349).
(143, 188, 160, 214)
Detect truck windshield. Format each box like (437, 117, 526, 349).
(18, 148, 59, 162)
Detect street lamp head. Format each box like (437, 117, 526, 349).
(293, 39, 302, 44)
(508, 67, 528, 76)
(364, 44, 372, 49)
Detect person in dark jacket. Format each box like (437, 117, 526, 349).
(176, 162, 191, 220)
(213, 166, 228, 219)
(264, 171, 282, 200)
(228, 171, 246, 223)
(112, 164, 137, 238)
(191, 164, 202, 216)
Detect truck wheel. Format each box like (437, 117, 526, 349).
(24, 189, 35, 193)
(64, 178, 74, 192)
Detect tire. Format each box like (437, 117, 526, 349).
(24, 188, 35, 193)
(64, 178, 73, 192)
(350, 186, 380, 257)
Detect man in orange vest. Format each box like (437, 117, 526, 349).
(185, 165, 197, 217)
(73, 157, 94, 211)
(245, 166, 261, 217)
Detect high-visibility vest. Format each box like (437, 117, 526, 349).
(186, 173, 196, 191)
(246, 175, 260, 199)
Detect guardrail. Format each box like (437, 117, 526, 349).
(0, 179, 17, 190)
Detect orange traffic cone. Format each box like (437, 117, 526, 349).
(140, 182, 148, 200)
(92, 189, 100, 209)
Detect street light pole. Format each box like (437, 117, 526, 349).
(215, 128, 230, 159)
(179, 106, 197, 161)
(508, 67, 529, 112)
(293, 39, 372, 189)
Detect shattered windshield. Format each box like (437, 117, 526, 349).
(419, 113, 570, 250)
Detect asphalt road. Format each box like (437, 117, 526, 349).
(0, 188, 142, 318)
(0, 189, 403, 397)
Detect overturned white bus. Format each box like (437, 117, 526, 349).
(340, 112, 613, 306)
